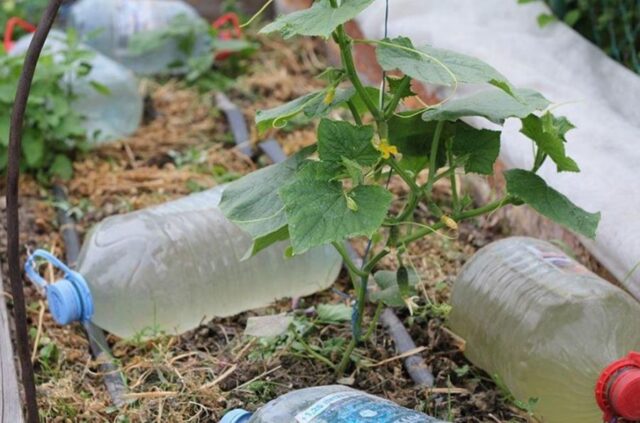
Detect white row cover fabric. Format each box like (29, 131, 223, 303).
(358, 0, 640, 299)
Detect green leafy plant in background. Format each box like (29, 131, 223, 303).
(521, 0, 640, 73)
(0, 29, 99, 181)
(221, 0, 600, 377)
(0, 0, 48, 31)
(128, 13, 257, 91)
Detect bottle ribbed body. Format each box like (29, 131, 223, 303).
(77, 187, 342, 338)
(248, 385, 445, 422)
(449, 237, 640, 423)
(68, 0, 211, 75)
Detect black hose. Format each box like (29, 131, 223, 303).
(52, 186, 128, 407)
(6, 1, 63, 421)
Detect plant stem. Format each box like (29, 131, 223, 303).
(295, 333, 337, 370)
(332, 242, 368, 278)
(446, 138, 460, 213)
(423, 121, 445, 197)
(347, 99, 363, 125)
(335, 247, 390, 377)
(333, 25, 383, 122)
(399, 196, 515, 245)
(386, 159, 420, 224)
(455, 196, 514, 220)
(384, 76, 411, 119)
(336, 338, 357, 377)
(362, 302, 384, 342)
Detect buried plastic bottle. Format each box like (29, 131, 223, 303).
(449, 237, 640, 423)
(220, 385, 446, 422)
(65, 0, 211, 76)
(26, 186, 342, 339)
(10, 29, 143, 144)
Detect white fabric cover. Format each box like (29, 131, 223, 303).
(357, 0, 640, 299)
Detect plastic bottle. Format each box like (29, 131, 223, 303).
(10, 29, 143, 144)
(449, 237, 640, 423)
(26, 186, 342, 339)
(220, 385, 446, 422)
(65, 0, 211, 76)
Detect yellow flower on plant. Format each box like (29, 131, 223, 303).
(441, 215, 459, 231)
(323, 87, 336, 105)
(376, 138, 398, 159)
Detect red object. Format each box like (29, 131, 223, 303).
(4, 17, 37, 53)
(211, 13, 242, 61)
(596, 352, 640, 422)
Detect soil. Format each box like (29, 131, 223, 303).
(0, 33, 605, 423)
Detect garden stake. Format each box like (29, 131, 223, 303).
(6, 1, 63, 421)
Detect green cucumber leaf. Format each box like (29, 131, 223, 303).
(504, 169, 600, 239)
(317, 118, 378, 166)
(451, 124, 501, 175)
(377, 37, 513, 94)
(422, 88, 550, 124)
(220, 146, 314, 256)
(261, 0, 376, 39)
(279, 161, 392, 254)
(520, 113, 579, 172)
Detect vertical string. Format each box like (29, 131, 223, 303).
(378, 0, 390, 112)
(362, 0, 391, 266)
(353, 0, 392, 342)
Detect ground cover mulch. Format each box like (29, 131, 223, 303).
(0, 33, 608, 422)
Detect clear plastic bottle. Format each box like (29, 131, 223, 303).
(11, 30, 143, 144)
(73, 186, 342, 339)
(220, 385, 446, 423)
(449, 237, 640, 423)
(66, 0, 211, 75)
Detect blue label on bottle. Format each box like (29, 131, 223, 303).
(295, 391, 437, 423)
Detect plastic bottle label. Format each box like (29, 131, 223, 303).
(295, 391, 434, 422)
(526, 244, 590, 275)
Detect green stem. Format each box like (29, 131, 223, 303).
(446, 138, 460, 213)
(336, 248, 389, 378)
(295, 333, 337, 370)
(347, 99, 363, 126)
(334, 25, 383, 121)
(399, 196, 515, 245)
(386, 159, 420, 224)
(455, 196, 514, 220)
(384, 76, 411, 119)
(362, 302, 383, 342)
(423, 121, 445, 197)
(336, 338, 357, 377)
(332, 242, 368, 278)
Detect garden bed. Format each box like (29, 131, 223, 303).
(1, 33, 607, 422)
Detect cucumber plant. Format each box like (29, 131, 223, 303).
(220, 0, 600, 376)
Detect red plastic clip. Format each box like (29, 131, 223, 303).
(595, 352, 640, 422)
(211, 13, 242, 61)
(4, 17, 37, 53)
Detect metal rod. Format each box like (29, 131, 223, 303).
(52, 186, 128, 407)
(6, 1, 63, 421)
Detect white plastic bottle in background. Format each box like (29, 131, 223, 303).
(72, 186, 342, 339)
(220, 385, 446, 423)
(66, 0, 211, 75)
(11, 30, 143, 144)
(449, 237, 640, 423)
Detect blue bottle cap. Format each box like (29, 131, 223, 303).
(220, 409, 252, 423)
(25, 250, 94, 325)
